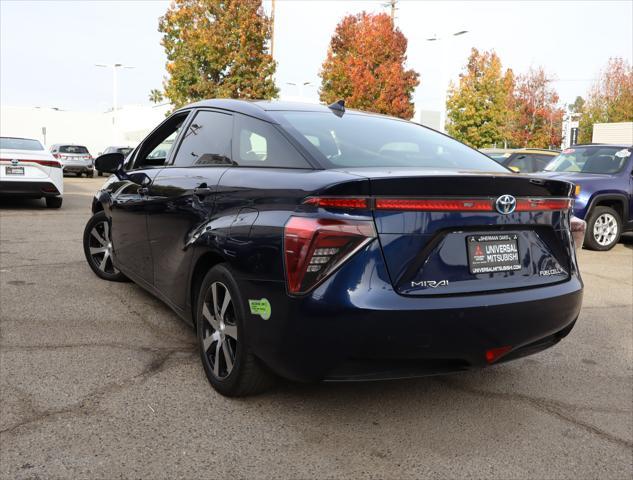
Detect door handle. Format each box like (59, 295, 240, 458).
(193, 186, 213, 197)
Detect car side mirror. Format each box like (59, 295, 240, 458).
(94, 153, 124, 174)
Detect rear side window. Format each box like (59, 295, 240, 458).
(173, 110, 233, 167)
(60, 145, 89, 154)
(0, 137, 43, 151)
(233, 114, 311, 168)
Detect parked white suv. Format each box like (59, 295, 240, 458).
(0, 137, 64, 208)
(50, 144, 94, 177)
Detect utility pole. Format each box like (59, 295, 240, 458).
(385, 0, 397, 23)
(270, 0, 276, 58)
(95, 63, 135, 143)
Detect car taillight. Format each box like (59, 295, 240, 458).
(284, 217, 376, 294)
(53, 153, 60, 159)
(570, 216, 586, 250)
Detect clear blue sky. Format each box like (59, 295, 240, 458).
(1, 0, 631, 113)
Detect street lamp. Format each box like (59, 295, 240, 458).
(425, 30, 469, 132)
(286, 81, 313, 99)
(95, 63, 135, 142)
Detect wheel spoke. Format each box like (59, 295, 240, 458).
(224, 324, 237, 341)
(202, 303, 220, 330)
(213, 341, 221, 377)
(90, 246, 107, 255)
(222, 340, 233, 372)
(99, 250, 110, 271)
(220, 289, 231, 321)
(91, 228, 107, 246)
(203, 332, 215, 352)
(103, 221, 110, 242)
(211, 283, 220, 318)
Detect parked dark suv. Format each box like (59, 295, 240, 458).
(84, 100, 583, 396)
(540, 144, 633, 250)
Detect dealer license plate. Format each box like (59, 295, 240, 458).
(6, 166, 24, 175)
(467, 234, 521, 274)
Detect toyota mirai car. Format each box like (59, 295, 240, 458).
(0, 136, 63, 208)
(84, 100, 584, 396)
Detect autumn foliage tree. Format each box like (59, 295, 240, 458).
(159, 0, 278, 108)
(446, 48, 515, 148)
(510, 67, 564, 148)
(319, 12, 419, 119)
(579, 58, 633, 143)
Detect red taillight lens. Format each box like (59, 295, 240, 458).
(570, 215, 586, 250)
(53, 153, 60, 159)
(303, 197, 369, 209)
(284, 217, 376, 294)
(375, 198, 493, 211)
(515, 198, 572, 211)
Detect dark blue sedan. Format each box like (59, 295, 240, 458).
(540, 144, 633, 250)
(84, 100, 583, 396)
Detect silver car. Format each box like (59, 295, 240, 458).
(50, 144, 94, 177)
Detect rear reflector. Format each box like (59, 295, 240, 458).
(375, 198, 492, 212)
(485, 346, 512, 364)
(284, 217, 376, 294)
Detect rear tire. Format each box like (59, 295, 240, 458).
(45, 196, 62, 209)
(83, 211, 128, 281)
(196, 264, 275, 396)
(584, 206, 622, 251)
(98, 171, 103, 177)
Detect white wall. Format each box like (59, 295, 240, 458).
(592, 122, 633, 145)
(0, 104, 171, 155)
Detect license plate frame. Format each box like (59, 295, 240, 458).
(5, 166, 24, 175)
(467, 234, 521, 275)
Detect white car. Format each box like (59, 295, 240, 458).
(0, 137, 64, 208)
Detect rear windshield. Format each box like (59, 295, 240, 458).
(544, 146, 632, 174)
(59, 145, 89, 154)
(272, 112, 507, 172)
(0, 137, 44, 151)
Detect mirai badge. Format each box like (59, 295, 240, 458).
(495, 194, 517, 214)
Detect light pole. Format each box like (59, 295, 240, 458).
(426, 30, 469, 132)
(95, 63, 135, 143)
(286, 81, 313, 99)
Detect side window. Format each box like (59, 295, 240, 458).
(234, 114, 311, 168)
(172, 110, 233, 167)
(133, 113, 188, 169)
(532, 155, 553, 171)
(508, 154, 532, 172)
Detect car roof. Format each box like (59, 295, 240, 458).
(175, 99, 395, 123)
(1, 136, 39, 141)
(568, 143, 632, 148)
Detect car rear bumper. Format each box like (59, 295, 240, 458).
(0, 180, 61, 197)
(236, 242, 583, 382)
(62, 165, 93, 174)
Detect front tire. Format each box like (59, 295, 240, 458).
(45, 196, 62, 208)
(98, 171, 103, 177)
(196, 265, 275, 396)
(584, 206, 622, 251)
(87, 171, 94, 178)
(83, 211, 128, 281)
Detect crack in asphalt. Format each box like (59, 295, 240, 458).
(0, 260, 84, 270)
(437, 378, 633, 449)
(0, 341, 196, 353)
(0, 348, 196, 437)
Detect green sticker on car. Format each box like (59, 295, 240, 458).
(248, 298, 271, 320)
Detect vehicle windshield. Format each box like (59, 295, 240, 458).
(60, 145, 89, 154)
(0, 137, 44, 151)
(545, 146, 632, 174)
(273, 112, 508, 172)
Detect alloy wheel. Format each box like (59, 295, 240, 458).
(593, 213, 618, 247)
(88, 220, 119, 274)
(201, 282, 238, 379)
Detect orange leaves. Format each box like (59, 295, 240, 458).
(319, 12, 419, 120)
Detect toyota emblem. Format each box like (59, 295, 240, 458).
(495, 194, 517, 214)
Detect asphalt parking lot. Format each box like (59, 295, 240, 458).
(1, 177, 632, 479)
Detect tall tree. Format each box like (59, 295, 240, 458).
(319, 12, 419, 119)
(159, 0, 278, 108)
(579, 58, 633, 143)
(445, 48, 515, 148)
(511, 67, 564, 148)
